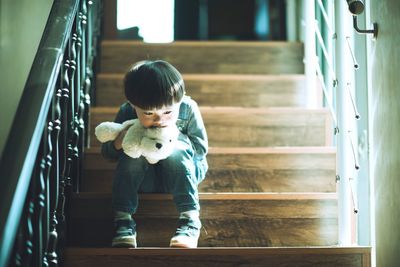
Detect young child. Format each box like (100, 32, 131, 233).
(101, 60, 208, 248)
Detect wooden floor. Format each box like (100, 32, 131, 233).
(64, 41, 370, 266)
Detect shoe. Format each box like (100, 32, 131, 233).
(112, 219, 137, 248)
(170, 218, 201, 248)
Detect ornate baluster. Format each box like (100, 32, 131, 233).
(32, 128, 49, 267)
(79, 0, 89, 150)
(70, 118, 80, 192)
(12, 224, 24, 266)
(23, 201, 34, 267)
(65, 33, 77, 192)
(84, 0, 94, 147)
(12, 181, 34, 267)
(47, 87, 62, 267)
(71, 8, 83, 192)
(69, 33, 77, 121)
(42, 117, 54, 267)
(57, 59, 70, 250)
(83, 68, 92, 147)
(6, 2, 103, 266)
(69, 13, 82, 192)
(81, 0, 87, 87)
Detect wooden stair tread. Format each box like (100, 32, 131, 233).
(90, 106, 332, 119)
(73, 192, 337, 200)
(89, 107, 332, 147)
(69, 192, 338, 247)
(100, 41, 304, 74)
(101, 40, 303, 46)
(64, 246, 371, 255)
(209, 146, 336, 154)
(90, 106, 329, 113)
(71, 191, 338, 220)
(96, 73, 314, 107)
(85, 146, 336, 154)
(82, 146, 336, 193)
(83, 167, 337, 194)
(98, 73, 307, 80)
(63, 247, 370, 267)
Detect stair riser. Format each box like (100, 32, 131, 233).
(70, 218, 337, 247)
(70, 196, 338, 247)
(90, 109, 332, 147)
(82, 152, 336, 193)
(96, 74, 311, 108)
(64, 249, 370, 267)
(100, 42, 304, 74)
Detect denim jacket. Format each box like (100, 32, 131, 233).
(101, 96, 208, 162)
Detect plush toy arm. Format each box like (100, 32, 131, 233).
(95, 119, 137, 143)
(95, 122, 124, 143)
(122, 120, 146, 158)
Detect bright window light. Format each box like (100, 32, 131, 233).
(117, 0, 174, 43)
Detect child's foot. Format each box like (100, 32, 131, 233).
(170, 218, 201, 248)
(112, 219, 137, 248)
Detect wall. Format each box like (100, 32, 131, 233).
(369, 0, 400, 266)
(0, 0, 53, 159)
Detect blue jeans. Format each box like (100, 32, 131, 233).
(112, 139, 208, 214)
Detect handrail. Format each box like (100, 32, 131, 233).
(0, 0, 100, 266)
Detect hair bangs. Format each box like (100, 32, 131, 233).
(124, 60, 185, 110)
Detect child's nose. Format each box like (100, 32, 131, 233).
(152, 115, 165, 127)
(153, 114, 161, 122)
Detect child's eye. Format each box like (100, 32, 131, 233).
(144, 112, 153, 116)
(164, 111, 172, 115)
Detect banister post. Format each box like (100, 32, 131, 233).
(335, 0, 357, 246)
(304, 0, 318, 108)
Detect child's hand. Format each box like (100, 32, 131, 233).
(113, 127, 129, 150)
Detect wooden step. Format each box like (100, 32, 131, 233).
(100, 41, 304, 74)
(89, 107, 333, 147)
(95, 74, 315, 108)
(69, 193, 338, 247)
(82, 147, 336, 193)
(64, 247, 371, 267)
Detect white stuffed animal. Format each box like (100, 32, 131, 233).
(95, 119, 179, 164)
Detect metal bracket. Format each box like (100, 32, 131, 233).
(353, 15, 378, 39)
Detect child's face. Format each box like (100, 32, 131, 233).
(133, 102, 180, 128)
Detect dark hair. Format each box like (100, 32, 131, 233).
(124, 60, 185, 110)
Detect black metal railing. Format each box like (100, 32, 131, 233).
(0, 0, 101, 266)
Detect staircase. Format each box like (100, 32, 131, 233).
(63, 41, 370, 266)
